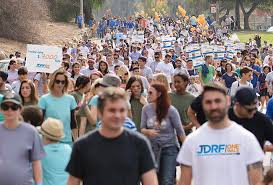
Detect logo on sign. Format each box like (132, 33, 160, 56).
(197, 144, 240, 156)
(36, 64, 50, 69)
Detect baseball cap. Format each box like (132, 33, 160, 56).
(1, 93, 22, 105)
(99, 74, 121, 87)
(234, 88, 257, 106)
(38, 118, 64, 141)
(0, 71, 8, 81)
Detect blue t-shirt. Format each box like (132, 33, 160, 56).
(38, 93, 77, 143)
(0, 94, 4, 122)
(222, 73, 237, 88)
(97, 117, 137, 131)
(266, 98, 273, 120)
(42, 143, 72, 185)
(250, 64, 261, 88)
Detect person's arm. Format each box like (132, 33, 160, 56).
(141, 169, 158, 185)
(79, 117, 87, 137)
(247, 161, 263, 185)
(84, 106, 97, 125)
(187, 106, 200, 128)
(71, 109, 78, 140)
(178, 164, 192, 185)
(67, 175, 81, 185)
(32, 160, 43, 184)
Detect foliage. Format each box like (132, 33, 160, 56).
(0, 0, 48, 42)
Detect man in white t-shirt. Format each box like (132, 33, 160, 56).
(155, 53, 174, 83)
(177, 82, 264, 185)
(230, 66, 253, 97)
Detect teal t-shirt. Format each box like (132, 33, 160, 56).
(88, 95, 99, 127)
(198, 65, 215, 84)
(38, 93, 77, 143)
(42, 143, 72, 185)
(0, 95, 3, 122)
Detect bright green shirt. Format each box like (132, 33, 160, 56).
(198, 64, 215, 84)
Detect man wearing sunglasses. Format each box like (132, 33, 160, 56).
(228, 87, 273, 151)
(0, 93, 45, 185)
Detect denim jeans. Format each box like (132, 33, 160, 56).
(158, 145, 178, 185)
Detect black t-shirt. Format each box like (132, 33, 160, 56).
(190, 95, 207, 125)
(228, 108, 273, 148)
(66, 129, 156, 185)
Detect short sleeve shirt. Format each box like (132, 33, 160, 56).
(0, 123, 45, 185)
(38, 93, 77, 143)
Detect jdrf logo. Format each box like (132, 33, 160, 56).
(197, 144, 240, 156)
(36, 64, 50, 69)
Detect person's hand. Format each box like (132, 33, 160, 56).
(139, 95, 147, 105)
(126, 89, 132, 100)
(147, 129, 159, 138)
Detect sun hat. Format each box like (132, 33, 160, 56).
(38, 118, 64, 141)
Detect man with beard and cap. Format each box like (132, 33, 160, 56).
(229, 87, 273, 151)
(177, 82, 264, 185)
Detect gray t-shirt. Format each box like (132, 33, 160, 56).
(141, 104, 185, 148)
(0, 122, 45, 185)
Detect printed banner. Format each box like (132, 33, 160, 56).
(185, 44, 204, 67)
(161, 36, 176, 49)
(201, 44, 214, 55)
(131, 31, 144, 43)
(213, 45, 226, 61)
(25, 44, 62, 73)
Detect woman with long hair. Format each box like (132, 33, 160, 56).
(19, 80, 39, 106)
(141, 83, 185, 184)
(7, 59, 18, 84)
(125, 76, 147, 131)
(98, 60, 109, 76)
(38, 69, 78, 145)
(222, 63, 238, 95)
(70, 62, 83, 81)
(70, 75, 91, 136)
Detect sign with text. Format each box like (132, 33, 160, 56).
(26, 44, 62, 73)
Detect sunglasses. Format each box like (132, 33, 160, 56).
(55, 80, 66, 84)
(1, 103, 20, 111)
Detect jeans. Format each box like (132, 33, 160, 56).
(158, 145, 178, 185)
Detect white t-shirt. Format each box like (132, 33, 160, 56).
(155, 61, 174, 83)
(177, 121, 264, 185)
(230, 81, 253, 97)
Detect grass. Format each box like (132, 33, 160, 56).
(235, 31, 273, 44)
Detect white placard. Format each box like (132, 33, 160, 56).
(26, 44, 62, 73)
(213, 45, 226, 61)
(161, 36, 176, 49)
(131, 31, 144, 43)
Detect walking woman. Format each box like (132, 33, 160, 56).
(70, 75, 91, 136)
(7, 59, 18, 84)
(221, 63, 238, 95)
(19, 80, 39, 106)
(98, 60, 110, 76)
(38, 69, 78, 145)
(70, 62, 83, 81)
(141, 83, 185, 185)
(125, 76, 147, 131)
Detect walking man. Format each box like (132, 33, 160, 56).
(177, 82, 264, 185)
(66, 87, 158, 185)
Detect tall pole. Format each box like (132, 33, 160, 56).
(80, 0, 84, 28)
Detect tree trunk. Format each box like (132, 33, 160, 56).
(239, 0, 259, 30)
(271, 16, 273, 26)
(235, 0, 241, 30)
(244, 13, 251, 30)
(83, 1, 93, 23)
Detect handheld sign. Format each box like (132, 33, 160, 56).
(25, 44, 62, 73)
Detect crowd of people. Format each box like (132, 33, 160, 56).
(1, 13, 273, 185)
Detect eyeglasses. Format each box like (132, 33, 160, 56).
(1, 103, 20, 111)
(55, 80, 66, 84)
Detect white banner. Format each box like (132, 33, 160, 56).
(161, 36, 176, 49)
(26, 44, 62, 73)
(213, 45, 226, 61)
(131, 31, 144, 43)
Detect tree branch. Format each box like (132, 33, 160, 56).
(239, 0, 246, 14)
